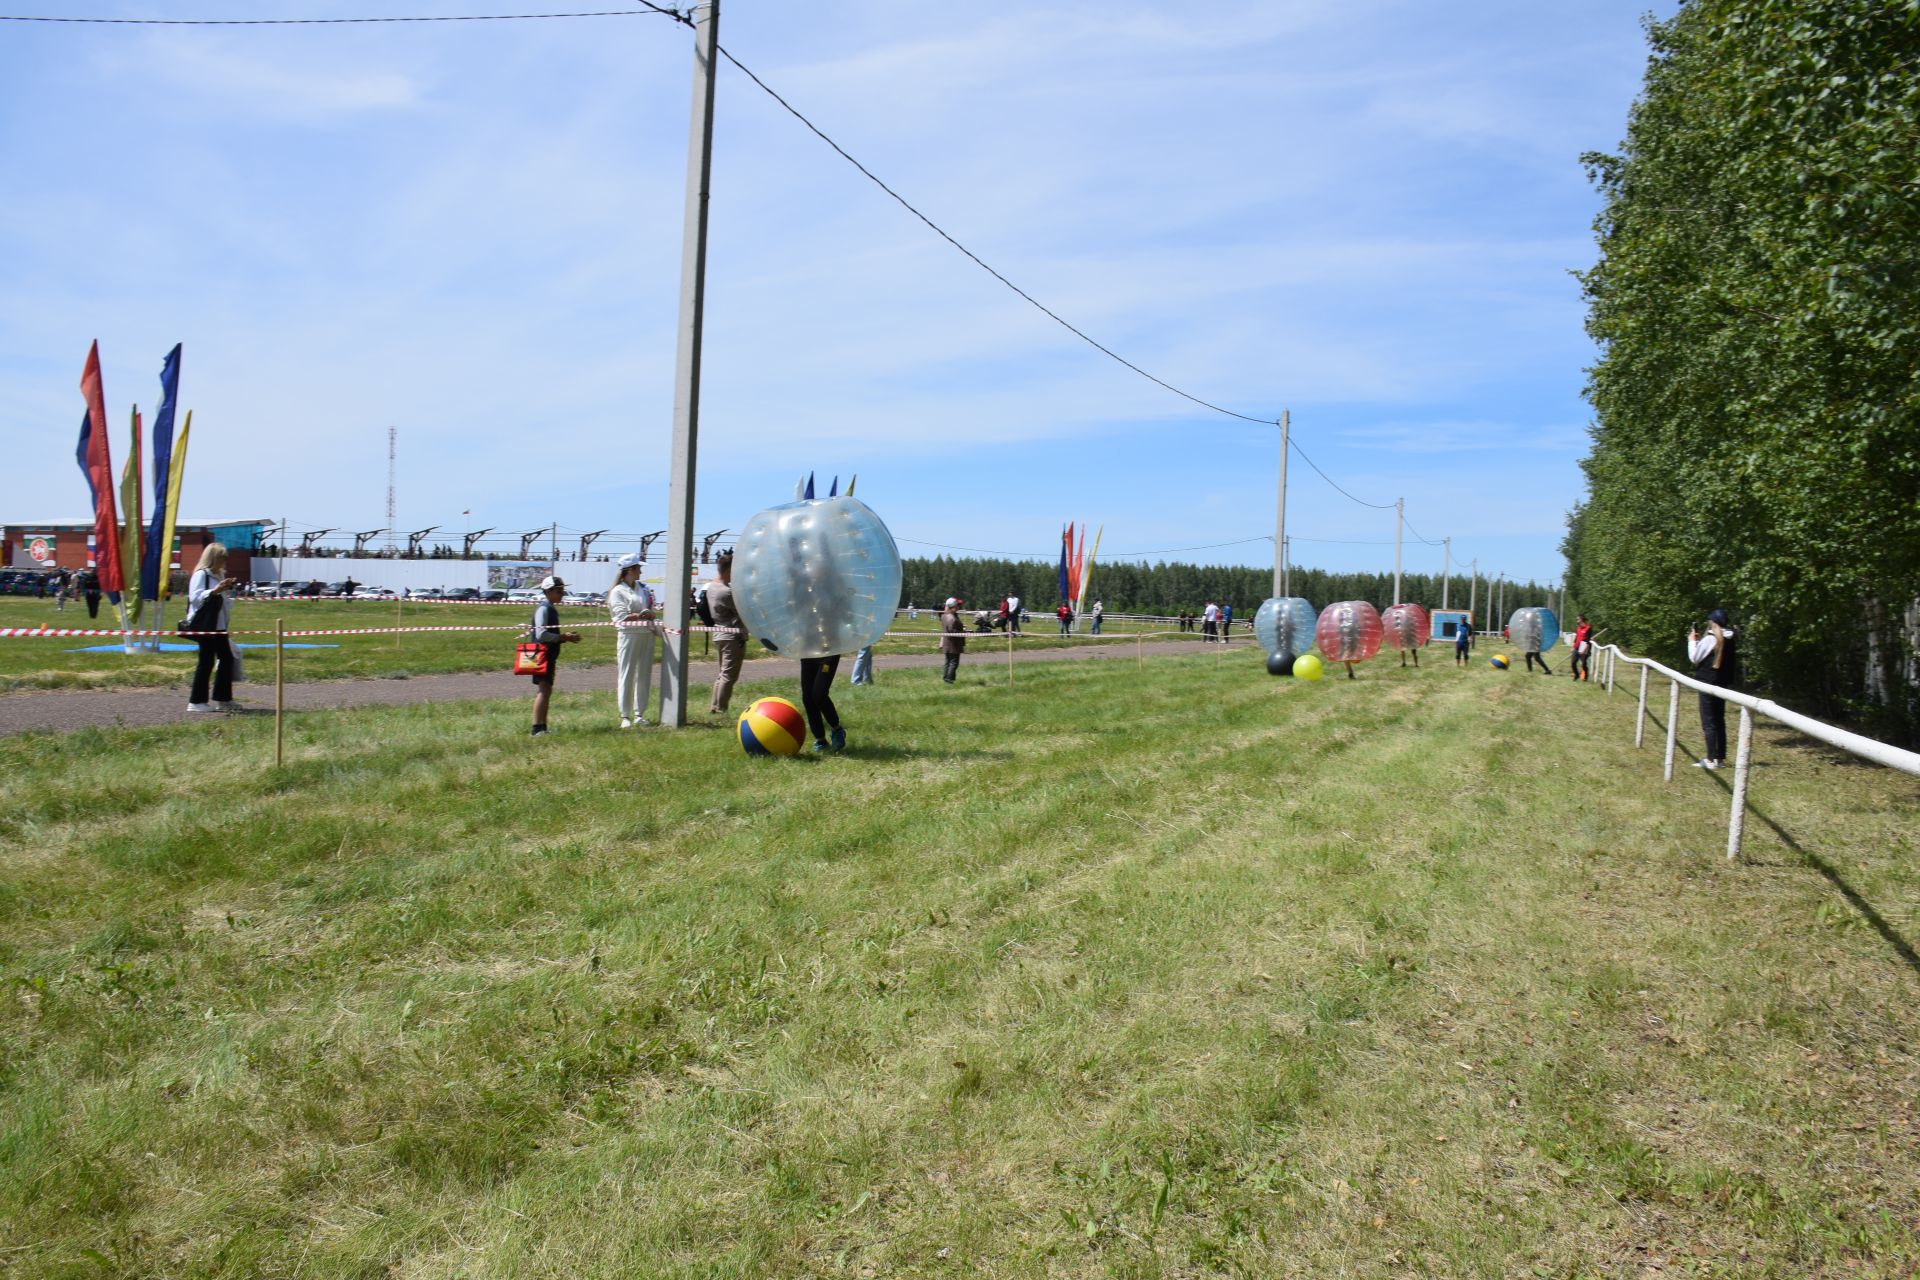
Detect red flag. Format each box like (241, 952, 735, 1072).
(79, 342, 124, 594)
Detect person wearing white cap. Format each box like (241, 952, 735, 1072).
(528, 575, 581, 737)
(939, 596, 966, 684)
(608, 553, 658, 728)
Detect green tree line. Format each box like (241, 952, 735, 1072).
(900, 555, 1557, 621)
(1566, 0, 1920, 742)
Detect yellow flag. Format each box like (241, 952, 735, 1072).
(119, 406, 144, 626)
(158, 412, 191, 601)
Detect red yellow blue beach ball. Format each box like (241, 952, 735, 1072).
(739, 696, 806, 756)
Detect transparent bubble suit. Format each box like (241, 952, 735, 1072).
(1314, 599, 1384, 663)
(1381, 602, 1431, 650)
(1506, 606, 1560, 653)
(731, 497, 903, 659)
(1254, 597, 1318, 659)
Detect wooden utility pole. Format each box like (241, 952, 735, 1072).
(660, 0, 721, 727)
(1393, 497, 1403, 605)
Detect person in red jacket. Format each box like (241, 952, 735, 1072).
(1570, 615, 1594, 681)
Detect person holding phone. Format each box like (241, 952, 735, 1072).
(1687, 608, 1740, 768)
(185, 542, 241, 713)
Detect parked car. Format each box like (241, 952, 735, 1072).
(506, 589, 541, 605)
(443, 587, 481, 602)
(478, 589, 508, 603)
(409, 588, 445, 601)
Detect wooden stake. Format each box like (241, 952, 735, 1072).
(1007, 629, 1014, 686)
(275, 617, 285, 767)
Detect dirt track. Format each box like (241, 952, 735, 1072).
(0, 638, 1232, 736)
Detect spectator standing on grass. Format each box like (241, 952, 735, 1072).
(705, 551, 745, 716)
(940, 597, 966, 684)
(1455, 617, 1474, 666)
(1221, 603, 1234, 638)
(52, 567, 69, 611)
(1202, 600, 1220, 642)
(80, 567, 101, 618)
(1687, 608, 1740, 769)
(608, 552, 657, 729)
(1570, 615, 1593, 682)
(1090, 600, 1103, 634)
(1057, 601, 1073, 635)
(527, 575, 582, 737)
(185, 543, 242, 714)
(1008, 593, 1022, 634)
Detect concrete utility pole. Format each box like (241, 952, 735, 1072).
(1442, 537, 1451, 610)
(660, 0, 721, 728)
(1282, 535, 1291, 598)
(1392, 497, 1404, 606)
(1272, 409, 1289, 598)
(1468, 559, 1477, 630)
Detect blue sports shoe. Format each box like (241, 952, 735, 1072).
(829, 726, 846, 752)
(812, 739, 829, 754)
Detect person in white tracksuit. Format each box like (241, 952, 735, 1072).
(608, 552, 658, 728)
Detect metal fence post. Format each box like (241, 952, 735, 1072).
(1726, 705, 1753, 861)
(1634, 664, 1648, 747)
(1663, 679, 1679, 781)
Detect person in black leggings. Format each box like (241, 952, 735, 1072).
(799, 655, 844, 753)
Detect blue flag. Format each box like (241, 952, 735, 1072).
(141, 344, 181, 601)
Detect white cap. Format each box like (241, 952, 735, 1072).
(539, 575, 564, 591)
(615, 552, 644, 570)
(945, 597, 958, 608)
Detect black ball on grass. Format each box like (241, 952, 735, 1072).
(1266, 651, 1295, 677)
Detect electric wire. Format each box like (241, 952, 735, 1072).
(710, 40, 1277, 429)
(0, 10, 673, 24)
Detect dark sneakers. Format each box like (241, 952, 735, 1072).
(530, 724, 549, 737)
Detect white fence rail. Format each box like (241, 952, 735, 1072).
(1594, 642, 1920, 861)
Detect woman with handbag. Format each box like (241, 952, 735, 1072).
(185, 543, 241, 713)
(526, 575, 582, 737)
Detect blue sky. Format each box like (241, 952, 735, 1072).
(0, 0, 1674, 585)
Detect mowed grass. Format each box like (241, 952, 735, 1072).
(1, 652, 1916, 1277)
(0, 597, 1192, 692)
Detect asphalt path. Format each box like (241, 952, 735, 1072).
(0, 637, 1233, 736)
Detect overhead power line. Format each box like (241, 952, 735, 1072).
(0, 9, 676, 25)
(710, 41, 1277, 429)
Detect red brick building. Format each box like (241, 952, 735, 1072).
(3, 518, 270, 581)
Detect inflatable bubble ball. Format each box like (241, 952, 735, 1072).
(1293, 653, 1325, 681)
(1506, 606, 1560, 654)
(1254, 597, 1318, 659)
(731, 496, 903, 659)
(1381, 602, 1431, 650)
(1313, 600, 1384, 664)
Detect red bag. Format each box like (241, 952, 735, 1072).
(513, 643, 550, 676)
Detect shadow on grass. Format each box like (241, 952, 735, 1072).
(1693, 764, 1920, 977)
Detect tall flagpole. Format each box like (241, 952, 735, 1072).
(660, 0, 721, 728)
(1441, 537, 1451, 610)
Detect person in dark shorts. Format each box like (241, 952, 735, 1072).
(528, 575, 582, 736)
(1454, 617, 1474, 665)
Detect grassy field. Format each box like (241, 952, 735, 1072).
(2, 651, 1916, 1277)
(0, 597, 1197, 692)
